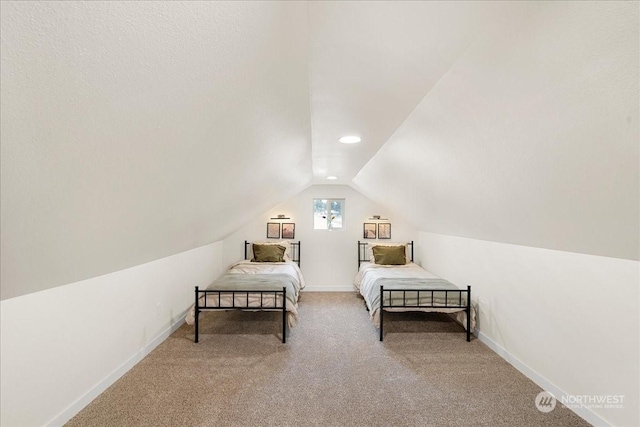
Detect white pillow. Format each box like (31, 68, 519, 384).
(367, 243, 412, 264)
(252, 240, 292, 261)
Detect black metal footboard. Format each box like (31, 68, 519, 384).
(194, 286, 288, 344)
(379, 285, 471, 342)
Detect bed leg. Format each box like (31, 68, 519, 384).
(282, 287, 287, 344)
(466, 285, 471, 342)
(194, 286, 199, 344)
(379, 285, 384, 342)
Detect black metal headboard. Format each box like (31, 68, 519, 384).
(358, 240, 413, 270)
(245, 240, 301, 267)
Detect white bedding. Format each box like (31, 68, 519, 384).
(354, 262, 476, 330)
(227, 260, 306, 293)
(354, 262, 438, 292)
(185, 260, 305, 327)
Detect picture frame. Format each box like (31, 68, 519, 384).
(267, 222, 281, 239)
(363, 223, 377, 239)
(378, 223, 391, 239)
(282, 223, 295, 239)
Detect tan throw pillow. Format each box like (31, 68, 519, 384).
(252, 244, 286, 262)
(368, 243, 411, 264)
(372, 245, 406, 265)
(252, 240, 292, 260)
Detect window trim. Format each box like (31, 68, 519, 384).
(313, 198, 345, 231)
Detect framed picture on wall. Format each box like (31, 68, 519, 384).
(363, 223, 377, 239)
(378, 223, 391, 239)
(282, 223, 295, 239)
(267, 222, 281, 239)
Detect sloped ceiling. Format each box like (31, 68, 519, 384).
(1, 2, 312, 299)
(353, 1, 639, 261)
(1, 2, 637, 300)
(307, 1, 517, 185)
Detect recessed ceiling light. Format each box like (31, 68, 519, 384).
(326, 176, 338, 180)
(339, 136, 361, 144)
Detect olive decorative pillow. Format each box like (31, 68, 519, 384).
(372, 245, 406, 265)
(252, 244, 286, 262)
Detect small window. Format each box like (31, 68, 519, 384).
(313, 199, 344, 230)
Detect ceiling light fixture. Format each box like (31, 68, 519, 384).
(326, 176, 338, 180)
(339, 135, 361, 144)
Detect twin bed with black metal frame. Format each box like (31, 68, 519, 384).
(188, 240, 302, 344)
(355, 241, 473, 342)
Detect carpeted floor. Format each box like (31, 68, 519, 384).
(67, 292, 589, 426)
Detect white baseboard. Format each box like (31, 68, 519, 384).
(47, 309, 189, 427)
(474, 329, 610, 427)
(302, 286, 356, 292)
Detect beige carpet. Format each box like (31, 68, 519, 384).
(67, 292, 589, 426)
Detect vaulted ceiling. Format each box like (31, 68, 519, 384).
(353, 1, 639, 261)
(307, 1, 527, 185)
(1, 1, 637, 299)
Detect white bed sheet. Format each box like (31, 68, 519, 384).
(354, 262, 475, 330)
(185, 260, 305, 327)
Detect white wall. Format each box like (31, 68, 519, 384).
(223, 185, 418, 291)
(0, 240, 224, 427)
(419, 232, 639, 427)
